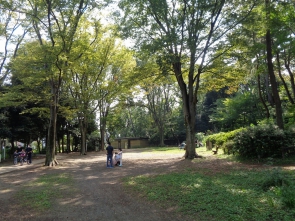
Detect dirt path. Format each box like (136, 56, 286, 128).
(1, 149, 294, 221)
(0, 149, 188, 221)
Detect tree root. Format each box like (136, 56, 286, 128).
(45, 159, 59, 167)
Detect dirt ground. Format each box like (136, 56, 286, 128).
(0, 149, 294, 221)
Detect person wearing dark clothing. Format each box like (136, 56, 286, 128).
(106, 142, 114, 168)
(16, 145, 23, 153)
(26, 144, 33, 164)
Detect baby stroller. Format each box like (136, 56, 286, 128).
(13, 151, 28, 166)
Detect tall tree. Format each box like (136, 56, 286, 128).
(117, 0, 256, 158)
(66, 21, 135, 153)
(22, 0, 108, 166)
(265, 0, 283, 129)
(0, 1, 29, 85)
(130, 52, 178, 146)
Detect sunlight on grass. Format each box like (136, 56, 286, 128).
(124, 169, 295, 221)
(17, 173, 75, 211)
(142, 146, 216, 157)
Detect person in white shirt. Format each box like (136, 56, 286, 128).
(117, 147, 122, 167)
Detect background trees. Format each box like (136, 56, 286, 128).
(0, 0, 295, 162)
(117, 0, 258, 158)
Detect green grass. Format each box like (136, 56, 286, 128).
(142, 146, 212, 155)
(124, 166, 295, 221)
(147, 147, 184, 153)
(16, 173, 74, 211)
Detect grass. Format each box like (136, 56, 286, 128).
(16, 173, 74, 211)
(142, 146, 213, 156)
(123, 149, 295, 221)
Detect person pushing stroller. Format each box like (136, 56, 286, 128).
(26, 144, 33, 164)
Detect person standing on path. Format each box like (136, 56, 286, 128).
(26, 144, 33, 164)
(117, 147, 122, 167)
(106, 142, 114, 168)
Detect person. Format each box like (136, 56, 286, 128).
(113, 148, 122, 166)
(13, 149, 20, 165)
(26, 144, 33, 164)
(117, 147, 122, 167)
(106, 142, 114, 168)
(16, 145, 23, 153)
(19, 149, 26, 165)
(113, 152, 119, 166)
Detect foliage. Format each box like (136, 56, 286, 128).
(209, 92, 263, 131)
(124, 168, 295, 220)
(204, 128, 245, 150)
(233, 124, 295, 159)
(195, 132, 205, 142)
(261, 168, 295, 209)
(117, 0, 258, 159)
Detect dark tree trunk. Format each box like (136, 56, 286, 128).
(265, 29, 284, 129)
(173, 61, 196, 159)
(45, 86, 58, 166)
(79, 115, 87, 155)
(284, 56, 295, 101)
(265, 0, 284, 129)
(66, 124, 70, 153)
(257, 75, 270, 118)
(276, 52, 294, 104)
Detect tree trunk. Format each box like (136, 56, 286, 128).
(45, 86, 58, 166)
(79, 115, 87, 155)
(37, 137, 41, 154)
(284, 58, 295, 101)
(265, 1, 284, 129)
(100, 126, 106, 151)
(66, 124, 70, 153)
(61, 135, 64, 153)
(257, 75, 270, 118)
(158, 125, 165, 146)
(265, 30, 284, 129)
(276, 52, 294, 104)
(173, 61, 196, 159)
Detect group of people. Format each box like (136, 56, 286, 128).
(14, 144, 33, 164)
(106, 142, 122, 168)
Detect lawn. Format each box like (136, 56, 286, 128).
(124, 147, 295, 221)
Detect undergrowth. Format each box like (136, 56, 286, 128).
(124, 167, 295, 221)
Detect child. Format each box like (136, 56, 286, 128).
(117, 147, 122, 167)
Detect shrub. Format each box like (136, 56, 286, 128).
(233, 124, 295, 159)
(204, 128, 244, 152)
(223, 140, 235, 155)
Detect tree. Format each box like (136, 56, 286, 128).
(265, 0, 283, 129)
(22, 0, 106, 166)
(117, 0, 256, 158)
(0, 1, 29, 85)
(128, 52, 179, 146)
(66, 22, 135, 153)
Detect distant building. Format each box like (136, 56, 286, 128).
(114, 137, 149, 149)
(15, 141, 25, 147)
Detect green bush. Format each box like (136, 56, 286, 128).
(233, 124, 295, 159)
(204, 128, 244, 151)
(223, 140, 235, 154)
